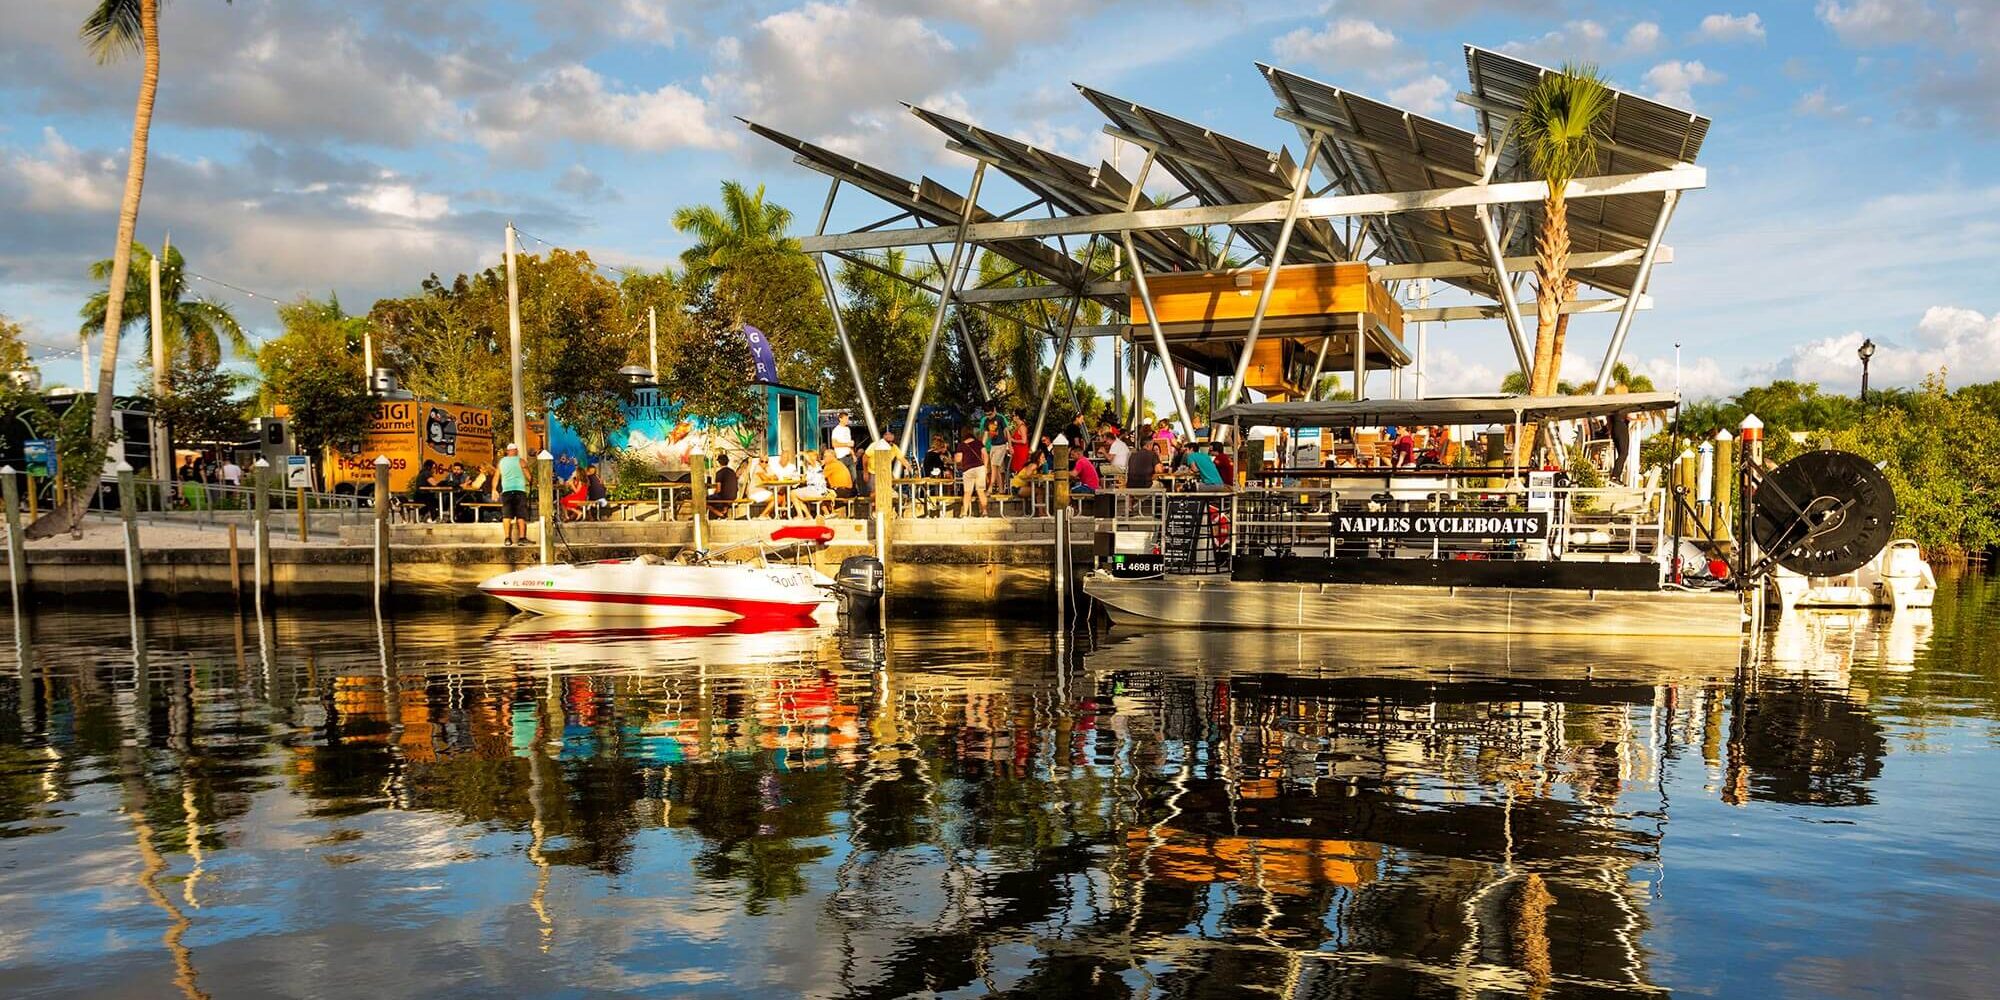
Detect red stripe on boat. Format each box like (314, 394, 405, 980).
(484, 588, 822, 620)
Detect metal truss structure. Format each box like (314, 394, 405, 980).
(744, 45, 1709, 449)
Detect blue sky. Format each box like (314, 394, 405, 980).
(3, 0, 1998, 402)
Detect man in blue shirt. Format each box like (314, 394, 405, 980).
(497, 443, 529, 546)
(1184, 443, 1227, 488)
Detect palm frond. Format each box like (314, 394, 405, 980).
(80, 0, 145, 64)
(1508, 64, 1614, 188)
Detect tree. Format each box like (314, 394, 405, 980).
(1509, 63, 1612, 463)
(672, 181, 837, 396)
(78, 0, 160, 446)
(80, 242, 246, 371)
(148, 359, 248, 446)
(258, 297, 375, 456)
(0, 314, 35, 381)
(661, 287, 760, 429)
(837, 250, 938, 416)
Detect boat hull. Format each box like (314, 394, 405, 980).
(1082, 575, 1744, 638)
(480, 562, 832, 624)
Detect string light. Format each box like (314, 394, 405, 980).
(185, 271, 292, 306)
(509, 228, 646, 282)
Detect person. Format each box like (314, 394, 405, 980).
(792, 453, 832, 517)
(1105, 429, 1131, 476)
(707, 453, 739, 518)
(921, 436, 951, 479)
(1391, 427, 1416, 468)
(1186, 444, 1225, 488)
(1214, 444, 1235, 485)
(831, 412, 855, 465)
(409, 459, 441, 520)
(497, 443, 529, 545)
(560, 469, 591, 520)
(220, 458, 242, 488)
(442, 462, 467, 490)
(1126, 435, 1159, 489)
(455, 463, 493, 520)
(957, 427, 986, 517)
(984, 416, 1009, 504)
(745, 456, 780, 518)
(1072, 450, 1101, 494)
(823, 447, 855, 498)
(1008, 414, 1030, 479)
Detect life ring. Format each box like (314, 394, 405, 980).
(1207, 505, 1231, 549)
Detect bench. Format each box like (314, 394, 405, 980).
(464, 502, 502, 523)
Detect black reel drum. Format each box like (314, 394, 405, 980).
(1749, 450, 1896, 577)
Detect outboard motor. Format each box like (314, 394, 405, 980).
(832, 555, 885, 615)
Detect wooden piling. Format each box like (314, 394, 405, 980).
(227, 524, 242, 604)
(117, 463, 141, 611)
(1051, 436, 1072, 606)
(373, 455, 391, 608)
(866, 442, 894, 567)
(252, 458, 272, 604)
(536, 450, 555, 565)
(1712, 430, 1734, 541)
(2, 466, 25, 608)
(296, 486, 309, 543)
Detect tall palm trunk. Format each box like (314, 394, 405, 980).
(91, 0, 159, 445)
(1515, 191, 1573, 466)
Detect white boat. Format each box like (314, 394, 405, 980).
(1773, 538, 1936, 612)
(479, 527, 838, 624)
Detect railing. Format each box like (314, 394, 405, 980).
(75, 476, 376, 535)
(1105, 483, 1667, 574)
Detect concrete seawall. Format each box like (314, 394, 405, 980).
(10, 516, 1097, 615)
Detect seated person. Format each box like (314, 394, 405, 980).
(408, 460, 442, 519)
(707, 453, 740, 517)
(823, 448, 856, 498)
(1213, 445, 1235, 485)
(792, 455, 832, 516)
(585, 465, 608, 503)
(1391, 428, 1417, 468)
(921, 438, 952, 479)
(744, 457, 781, 518)
(1125, 439, 1159, 489)
(1185, 446, 1225, 488)
(560, 470, 591, 520)
(1072, 451, 1101, 494)
(454, 464, 494, 521)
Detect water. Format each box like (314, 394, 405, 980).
(3, 581, 1999, 999)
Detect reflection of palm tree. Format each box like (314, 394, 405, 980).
(80, 243, 247, 370)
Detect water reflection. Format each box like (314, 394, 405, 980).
(0, 579, 1996, 998)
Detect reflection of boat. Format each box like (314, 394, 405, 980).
(1085, 627, 1743, 687)
(491, 615, 830, 673)
(479, 527, 838, 623)
(1774, 539, 1936, 612)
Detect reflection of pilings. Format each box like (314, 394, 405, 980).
(122, 747, 209, 1000)
(526, 688, 557, 953)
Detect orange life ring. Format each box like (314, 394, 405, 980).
(1208, 505, 1231, 549)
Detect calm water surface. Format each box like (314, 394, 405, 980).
(4, 579, 2000, 998)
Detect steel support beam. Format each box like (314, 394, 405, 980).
(1123, 233, 1197, 439)
(1406, 296, 1648, 323)
(897, 161, 986, 460)
(1031, 236, 1109, 447)
(1222, 133, 1322, 413)
(799, 167, 1707, 253)
(923, 243, 993, 404)
(1474, 203, 1534, 377)
(811, 179, 881, 439)
(1595, 189, 1682, 391)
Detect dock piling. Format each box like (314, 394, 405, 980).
(117, 463, 141, 610)
(1712, 430, 1734, 541)
(536, 450, 554, 565)
(2, 467, 23, 608)
(866, 442, 894, 567)
(252, 458, 272, 606)
(227, 524, 241, 604)
(1052, 435, 1072, 607)
(373, 455, 391, 608)
(690, 451, 710, 553)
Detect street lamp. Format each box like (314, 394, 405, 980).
(1857, 338, 1876, 400)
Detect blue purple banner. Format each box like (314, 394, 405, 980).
(742, 324, 779, 384)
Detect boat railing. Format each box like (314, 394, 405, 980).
(1105, 484, 1667, 572)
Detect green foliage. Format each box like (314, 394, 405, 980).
(1676, 380, 1863, 464)
(79, 242, 247, 370)
(672, 181, 836, 397)
(149, 359, 248, 445)
(258, 297, 375, 455)
(837, 250, 938, 412)
(660, 288, 761, 430)
(1821, 374, 2000, 559)
(1507, 63, 1614, 188)
(0, 314, 35, 380)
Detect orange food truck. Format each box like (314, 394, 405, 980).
(324, 399, 497, 496)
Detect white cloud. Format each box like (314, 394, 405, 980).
(1387, 75, 1453, 116)
(1643, 60, 1726, 108)
(1271, 18, 1420, 78)
(1795, 86, 1850, 117)
(346, 183, 451, 221)
(1816, 0, 1942, 45)
(1696, 12, 1767, 43)
(7, 128, 120, 214)
(1632, 354, 1737, 399)
(1777, 307, 2000, 387)
(1501, 19, 1663, 65)
(472, 66, 731, 159)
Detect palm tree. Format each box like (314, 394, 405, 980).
(79, 0, 163, 446)
(80, 242, 246, 371)
(672, 180, 798, 294)
(1508, 63, 1612, 463)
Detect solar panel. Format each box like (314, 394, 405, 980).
(1074, 84, 1351, 268)
(1259, 64, 1497, 299)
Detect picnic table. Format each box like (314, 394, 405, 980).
(420, 485, 458, 523)
(640, 482, 690, 520)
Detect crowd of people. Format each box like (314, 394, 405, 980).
(173, 455, 244, 489)
(908, 408, 1242, 516)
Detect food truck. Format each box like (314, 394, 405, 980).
(324, 399, 497, 495)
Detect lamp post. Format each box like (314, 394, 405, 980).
(1857, 338, 1876, 400)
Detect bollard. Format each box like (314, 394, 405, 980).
(1, 467, 24, 609)
(1051, 435, 1072, 607)
(117, 463, 141, 611)
(252, 458, 272, 605)
(296, 485, 309, 543)
(536, 450, 555, 566)
(1674, 448, 1698, 539)
(1712, 430, 1735, 541)
(1737, 415, 1764, 581)
(373, 455, 391, 609)
(866, 441, 895, 567)
(1696, 439, 1716, 539)
(25, 472, 37, 522)
(689, 450, 710, 552)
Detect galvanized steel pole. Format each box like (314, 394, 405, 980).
(1222, 134, 1322, 412)
(505, 223, 528, 451)
(898, 161, 987, 461)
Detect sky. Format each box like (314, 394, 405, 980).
(3, 0, 2000, 404)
